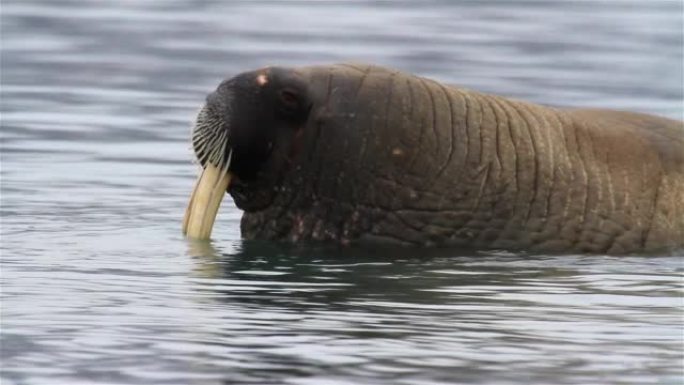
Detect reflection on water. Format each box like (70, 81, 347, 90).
(1, 0, 682, 384)
(186, 242, 682, 384)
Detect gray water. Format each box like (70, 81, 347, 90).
(1, 1, 683, 384)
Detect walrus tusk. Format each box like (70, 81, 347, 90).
(182, 163, 232, 240)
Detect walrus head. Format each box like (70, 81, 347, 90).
(183, 67, 312, 239)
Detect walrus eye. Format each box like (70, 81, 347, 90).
(279, 89, 299, 110)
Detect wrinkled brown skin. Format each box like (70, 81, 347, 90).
(238, 64, 684, 254)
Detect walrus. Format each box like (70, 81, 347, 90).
(182, 63, 684, 255)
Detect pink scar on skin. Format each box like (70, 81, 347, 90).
(256, 73, 268, 86)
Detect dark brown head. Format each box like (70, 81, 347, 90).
(192, 67, 312, 211)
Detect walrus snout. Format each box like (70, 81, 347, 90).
(195, 68, 312, 180)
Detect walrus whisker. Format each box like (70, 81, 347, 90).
(192, 137, 208, 153)
(225, 148, 233, 170)
(215, 132, 229, 169)
(198, 153, 210, 168)
(192, 109, 233, 169)
(208, 135, 224, 167)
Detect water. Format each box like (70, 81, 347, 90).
(1, 1, 682, 384)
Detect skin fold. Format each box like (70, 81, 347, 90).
(195, 63, 684, 255)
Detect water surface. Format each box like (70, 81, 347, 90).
(1, 1, 683, 384)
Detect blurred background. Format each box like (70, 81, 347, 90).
(1, 1, 683, 385)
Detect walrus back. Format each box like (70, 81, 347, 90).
(563, 109, 684, 252)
